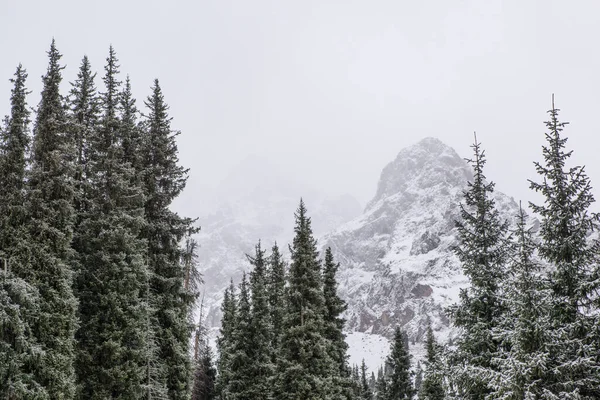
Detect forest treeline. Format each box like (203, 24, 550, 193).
(0, 41, 203, 399)
(200, 98, 600, 400)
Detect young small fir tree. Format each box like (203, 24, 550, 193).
(419, 323, 444, 400)
(360, 359, 374, 400)
(385, 328, 414, 400)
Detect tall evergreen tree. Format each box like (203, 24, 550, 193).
(227, 273, 253, 399)
(375, 367, 388, 400)
(528, 98, 600, 397)
(141, 79, 196, 399)
(0, 64, 31, 261)
(360, 360, 374, 400)
(216, 281, 236, 399)
(246, 241, 275, 399)
(274, 200, 335, 400)
(75, 45, 149, 399)
(385, 328, 414, 400)
(447, 136, 508, 399)
(490, 204, 552, 399)
(0, 64, 46, 399)
(267, 242, 286, 357)
(25, 39, 78, 399)
(323, 247, 353, 399)
(419, 323, 444, 400)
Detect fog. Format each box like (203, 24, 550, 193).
(2, 0, 600, 215)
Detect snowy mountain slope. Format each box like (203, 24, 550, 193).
(320, 137, 523, 344)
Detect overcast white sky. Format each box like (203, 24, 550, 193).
(2, 0, 600, 215)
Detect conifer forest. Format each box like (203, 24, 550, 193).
(2, 18, 600, 400)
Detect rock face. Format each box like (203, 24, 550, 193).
(320, 137, 521, 342)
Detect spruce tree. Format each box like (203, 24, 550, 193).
(216, 281, 236, 398)
(0, 64, 31, 262)
(419, 323, 444, 400)
(447, 136, 508, 399)
(375, 367, 388, 400)
(0, 65, 46, 398)
(274, 200, 335, 400)
(489, 204, 552, 399)
(141, 79, 196, 399)
(385, 328, 414, 400)
(360, 360, 374, 400)
(247, 241, 275, 399)
(75, 45, 149, 399)
(68, 55, 99, 218)
(25, 39, 78, 399)
(323, 247, 353, 399)
(268, 242, 286, 357)
(528, 98, 600, 397)
(227, 273, 253, 399)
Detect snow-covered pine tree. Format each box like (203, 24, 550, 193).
(25, 39, 78, 399)
(267, 242, 286, 359)
(385, 328, 414, 400)
(447, 135, 509, 399)
(74, 45, 149, 399)
(489, 204, 552, 399)
(227, 273, 253, 399)
(140, 79, 196, 399)
(528, 98, 600, 397)
(0, 64, 46, 399)
(419, 322, 444, 400)
(246, 241, 276, 399)
(323, 246, 353, 400)
(274, 200, 336, 399)
(360, 360, 374, 400)
(0, 64, 31, 265)
(216, 280, 236, 398)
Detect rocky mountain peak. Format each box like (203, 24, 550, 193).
(368, 137, 471, 211)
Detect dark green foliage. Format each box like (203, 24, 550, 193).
(216, 281, 236, 398)
(268, 242, 286, 357)
(323, 247, 353, 400)
(360, 360, 373, 400)
(68, 55, 99, 217)
(23, 39, 78, 399)
(375, 367, 387, 400)
(274, 200, 335, 400)
(74, 46, 149, 399)
(447, 136, 508, 399)
(227, 273, 253, 399)
(0, 64, 31, 261)
(419, 324, 444, 400)
(247, 242, 275, 399)
(385, 328, 414, 400)
(528, 99, 600, 397)
(489, 205, 552, 399)
(140, 79, 196, 399)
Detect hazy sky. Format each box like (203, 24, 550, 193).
(2, 0, 600, 215)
